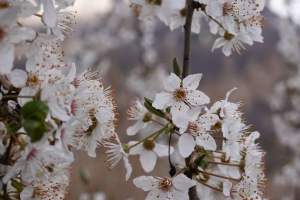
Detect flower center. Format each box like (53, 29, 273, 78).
(223, 2, 233, 16)
(0, 27, 7, 42)
(85, 116, 98, 135)
(0, 1, 11, 9)
(28, 75, 39, 87)
(173, 88, 186, 102)
(143, 139, 155, 150)
(158, 178, 173, 193)
(187, 122, 198, 135)
(26, 148, 37, 161)
(146, 0, 162, 6)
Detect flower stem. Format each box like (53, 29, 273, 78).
(128, 126, 167, 150)
(207, 161, 244, 167)
(200, 170, 240, 181)
(2, 95, 35, 99)
(197, 179, 223, 192)
(151, 118, 166, 127)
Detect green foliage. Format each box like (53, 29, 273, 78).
(21, 100, 49, 143)
(11, 179, 23, 192)
(194, 154, 208, 170)
(8, 123, 22, 133)
(144, 98, 165, 118)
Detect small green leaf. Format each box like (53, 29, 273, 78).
(80, 167, 91, 185)
(166, 106, 171, 113)
(8, 123, 22, 132)
(164, 125, 171, 134)
(194, 154, 206, 166)
(144, 97, 154, 105)
(199, 160, 208, 170)
(173, 58, 181, 78)
(21, 100, 49, 120)
(11, 179, 23, 192)
(144, 101, 165, 118)
(23, 119, 45, 143)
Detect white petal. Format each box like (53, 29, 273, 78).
(9, 27, 36, 43)
(146, 189, 167, 200)
(223, 180, 232, 197)
(50, 104, 70, 121)
(133, 176, 158, 191)
(127, 141, 143, 155)
(20, 186, 34, 200)
(42, 0, 56, 28)
(9, 70, 28, 88)
(164, 73, 180, 92)
(196, 134, 217, 151)
(173, 174, 196, 190)
(152, 91, 174, 109)
(17, 87, 36, 107)
(212, 38, 225, 52)
(0, 44, 14, 75)
(124, 157, 132, 181)
(126, 120, 145, 136)
(153, 143, 174, 157)
(173, 115, 189, 134)
(171, 102, 189, 121)
(178, 134, 195, 158)
(186, 106, 202, 122)
(206, 1, 222, 18)
(186, 90, 210, 106)
(183, 74, 202, 90)
(140, 150, 157, 172)
(0, 6, 20, 27)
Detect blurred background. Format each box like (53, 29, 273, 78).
(23, 0, 300, 199)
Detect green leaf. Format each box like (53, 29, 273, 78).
(80, 167, 91, 185)
(173, 58, 181, 78)
(11, 179, 23, 192)
(194, 154, 206, 166)
(144, 101, 165, 118)
(199, 160, 208, 170)
(23, 119, 45, 143)
(144, 97, 154, 105)
(164, 125, 171, 134)
(21, 100, 49, 121)
(8, 123, 22, 132)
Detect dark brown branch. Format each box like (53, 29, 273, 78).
(183, 1, 199, 200)
(182, 0, 196, 79)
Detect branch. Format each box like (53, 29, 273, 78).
(182, 0, 196, 79)
(182, 0, 199, 200)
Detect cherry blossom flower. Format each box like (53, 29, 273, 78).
(3, 139, 73, 184)
(0, 6, 36, 74)
(153, 73, 209, 121)
(126, 98, 151, 136)
(133, 174, 196, 199)
(174, 113, 218, 158)
(103, 135, 132, 181)
(128, 140, 174, 172)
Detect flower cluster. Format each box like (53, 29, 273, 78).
(126, 72, 267, 199)
(0, 0, 121, 199)
(129, 0, 266, 56)
(0, 0, 269, 199)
